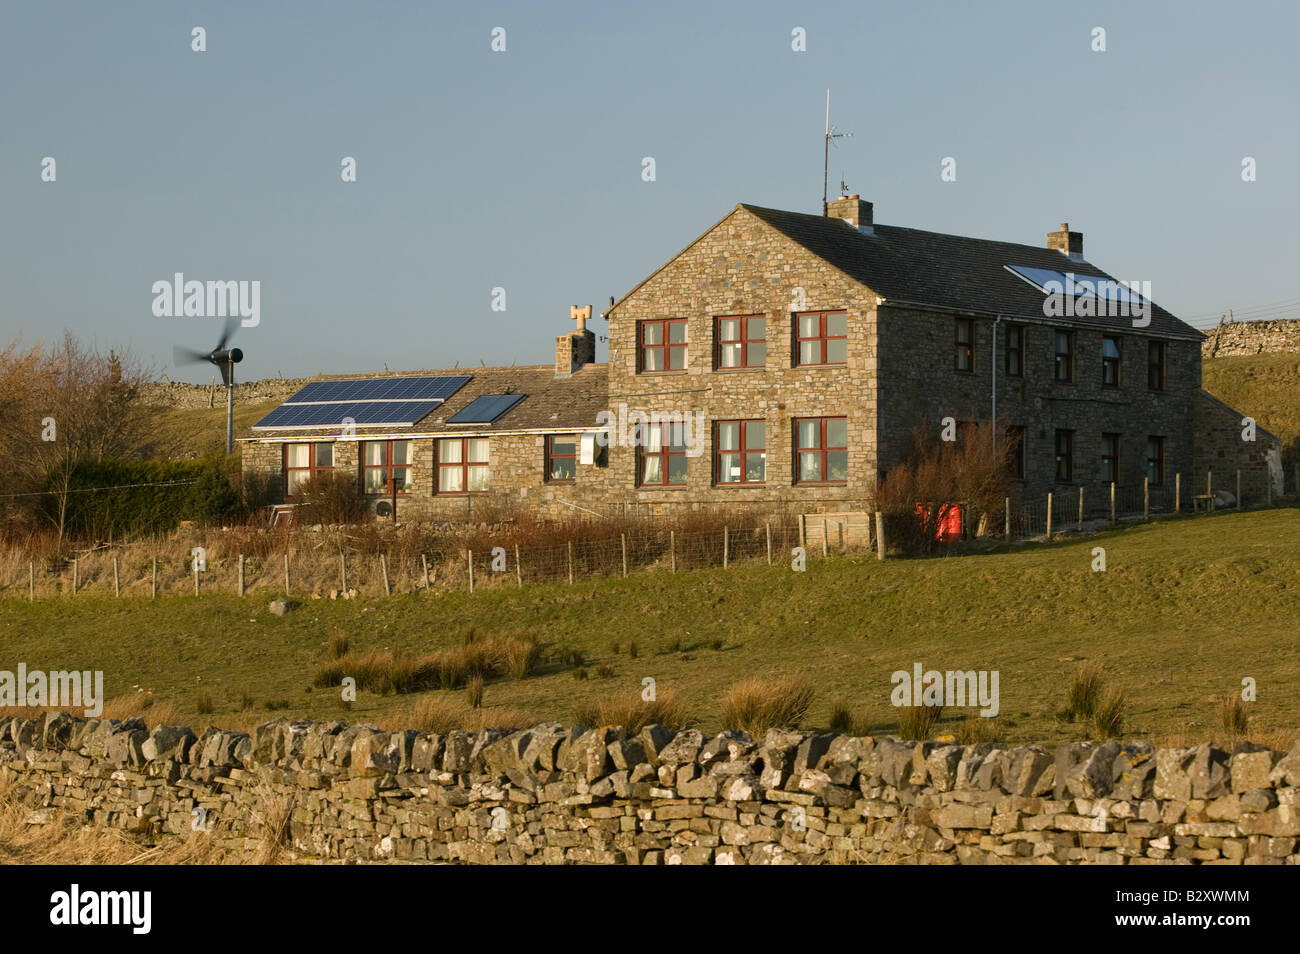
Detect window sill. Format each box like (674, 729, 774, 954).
(793, 364, 847, 370)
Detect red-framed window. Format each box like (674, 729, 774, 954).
(1055, 429, 1074, 482)
(1101, 432, 1120, 484)
(1005, 325, 1024, 377)
(637, 421, 688, 487)
(715, 420, 766, 484)
(1054, 330, 1074, 383)
(284, 442, 334, 495)
(1102, 337, 1121, 387)
(638, 319, 687, 373)
(361, 440, 412, 495)
(546, 434, 577, 483)
(1005, 426, 1025, 479)
(1147, 436, 1165, 486)
(955, 318, 974, 372)
(716, 315, 766, 370)
(1148, 341, 1166, 391)
(795, 310, 847, 366)
(436, 437, 489, 493)
(795, 417, 848, 484)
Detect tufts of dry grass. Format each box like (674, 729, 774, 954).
(312, 633, 539, 695)
(720, 676, 815, 738)
(896, 703, 944, 740)
(572, 690, 688, 735)
(377, 695, 535, 735)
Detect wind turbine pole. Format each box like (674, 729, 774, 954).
(823, 89, 831, 215)
(226, 357, 235, 455)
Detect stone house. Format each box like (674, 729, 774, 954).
(240, 197, 1279, 519)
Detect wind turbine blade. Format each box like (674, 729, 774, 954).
(173, 345, 210, 366)
(215, 315, 239, 351)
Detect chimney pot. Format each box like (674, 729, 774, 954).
(1047, 223, 1083, 261)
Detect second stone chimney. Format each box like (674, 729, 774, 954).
(556, 305, 596, 377)
(826, 194, 873, 233)
(1047, 223, 1084, 261)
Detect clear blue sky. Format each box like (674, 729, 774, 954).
(2, 0, 1297, 383)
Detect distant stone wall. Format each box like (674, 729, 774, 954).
(1203, 319, 1300, 358)
(4, 714, 1299, 864)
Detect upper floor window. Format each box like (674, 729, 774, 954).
(716, 315, 766, 370)
(1101, 432, 1120, 483)
(954, 318, 974, 372)
(716, 420, 766, 484)
(637, 421, 688, 487)
(284, 442, 333, 495)
(1005, 325, 1024, 377)
(795, 417, 848, 484)
(639, 319, 687, 373)
(1054, 330, 1074, 383)
(1102, 337, 1121, 387)
(795, 311, 847, 367)
(1148, 341, 1166, 391)
(437, 437, 489, 493)
(546, 434, 577, 483)
(1055, 429, 1074, 482)
(362, 440, 413, 495)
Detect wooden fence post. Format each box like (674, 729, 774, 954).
(467, 550, 474, 593)
(820, 519, 828, 558)
(567, 541, 574, 585)
(72, 558, 78, 595)
(669, 531, 676, 574)
(838, 520, 845, 551)
(765, 522, 772, 565)
(380, 553, 391, 596)
(152, 556, 157, 599)
(193, 564, 199, 597)
(421, 554, 429, 590)
(29, 560, 35, 601)
(1143, 477, 1149, 521)
(1077, 486, 1084, 532)
(340, 553, 348, 593)
(723, 527, 730, 568)
(113, 557, 120, 598)
(799, 514, 806, 550)
(1109, 483, 1116, 525)
(1046, 493, 1053, 539)
(1175, 473, 1181, 514)
(237, 554, 245, 597)
(284, 552, 291, 595)
(515, 545, 522, 587)
(621, 533, 628, 577)
(1004, 497, 1011, 539)
(875, 512, 885, 561)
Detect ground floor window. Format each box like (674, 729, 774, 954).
(284, 442, 333, 494)
(1101, 433, 1120, 484)
(1147, 436, 1165, 486)
(362, 440, 413, 494)
(716, 420, 765, 484)
(546, 434, 577, 482)
(638, 421, 688, 487)
(1055, 429, 1074, 482)
(794, 417, 847, 484)
(437, 437, 489, 493)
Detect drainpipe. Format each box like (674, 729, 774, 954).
(991, 314, 1002, 462)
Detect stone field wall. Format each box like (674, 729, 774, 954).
(3, 713, 1299, 864)
(1203, 318, 1300, 358)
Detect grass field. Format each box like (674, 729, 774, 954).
(1204, 352, 1300, 460)
(148, 397, 283, 460)
(2, 508, 1297, 748)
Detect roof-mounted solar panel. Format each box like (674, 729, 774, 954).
(252, 374, 471, 430)
(446, 393, 526, 424)
(1005, 265, 1145, 305)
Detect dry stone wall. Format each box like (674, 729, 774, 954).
(4, 713, 1299, 864)
(1203, 319, 1300, 358)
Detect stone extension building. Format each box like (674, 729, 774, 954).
(240, 197, 1281, 520)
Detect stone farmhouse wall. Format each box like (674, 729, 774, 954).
(5, 713, 1299, 865)
(1203, 318, 1300, 358)
(878, 305, 1201, 504)
(603, 206, 881, 513)
(1192, 391, 1282, 503)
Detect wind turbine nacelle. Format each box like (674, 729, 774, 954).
(211, 348, 243, 365)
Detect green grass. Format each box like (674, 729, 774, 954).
(1, 509, 1298, 747)
(150, 398, 283, 459)
(1204, 353, 1300, 461)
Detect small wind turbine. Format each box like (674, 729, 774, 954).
(822, 89, 853, 214)
(174, 317, 244, 454)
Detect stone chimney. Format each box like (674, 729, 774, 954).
(1047, 223, 1083, 261)
(826, 194, 873, 233)
(556, 305, 596, 377)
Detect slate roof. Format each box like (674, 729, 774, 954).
(240, 364, 607, 440)
(739, 204, 1203, 340)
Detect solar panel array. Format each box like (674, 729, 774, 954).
(446, 393, 527, 424)
(253, 375, 471, 430)
(1005, 265, 1145, 304)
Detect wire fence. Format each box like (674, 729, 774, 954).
(0, 469, 1291, 601)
